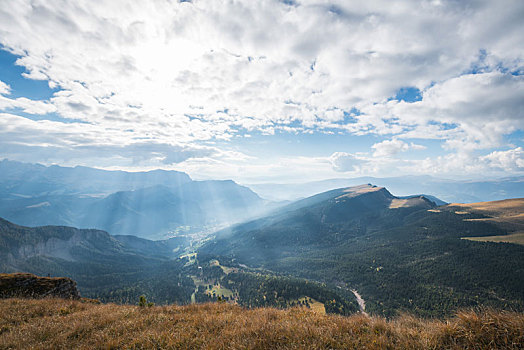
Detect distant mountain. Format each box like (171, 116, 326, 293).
(0, 159, 191, 197)
(0, 160, 269, 238)
(200, 185, 524, 317)
(0, 182, 266, 239)
(112, 234, 189, 259)
(247, 175, 524, 203)
(0, 217, 195, 304)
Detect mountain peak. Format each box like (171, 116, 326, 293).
(336, 184, 387, 200)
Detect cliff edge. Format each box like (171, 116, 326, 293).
(0, 273, 80, 299)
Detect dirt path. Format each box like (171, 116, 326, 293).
(350, 289, 368, 316)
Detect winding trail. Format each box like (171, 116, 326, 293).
(350, 289, 368, 317)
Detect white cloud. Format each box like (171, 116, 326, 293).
(0, 78, 57, 114)
(360, 72, 524, 148)
(0, 80, 11, 95)
(372, 139, 409, 157)
(1, 1, 523, 131)
(329, 152, 363, 172)
(0, 95, 57, 115)
(371, 139, 426, 157)
(0, 113, 216, 167)
(481, 147, 524, 171)
(0, 0, 523, 180)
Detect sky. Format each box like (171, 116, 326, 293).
(0, 0, 523, 184)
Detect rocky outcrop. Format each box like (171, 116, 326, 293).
(0, 273, 80, 299)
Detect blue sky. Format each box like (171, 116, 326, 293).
(0, 0, 523, 183)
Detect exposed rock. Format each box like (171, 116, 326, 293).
(0, 273, 80, 299)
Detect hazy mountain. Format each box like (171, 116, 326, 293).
(79, 181, 266, 237)
(0, 160, 269, 239)
(200, 185, 524, 317)
(0, 182, 266, 239)
(0, 159, 191, 197)
(247, 175, 524, 203)
(112, 234, 189, 259)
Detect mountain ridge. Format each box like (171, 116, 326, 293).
(199, 184, 524, 317)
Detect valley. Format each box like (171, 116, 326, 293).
(0, 160, 271, 240)
(0, 161, 523, 319)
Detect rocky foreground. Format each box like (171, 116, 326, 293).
(0, 273, 80, 299)
(0, 298, 523, 349)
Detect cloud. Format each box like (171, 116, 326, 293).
(0, 80, 11, 95)
(0, 96, 57, 115)
(329, 152, 363, 172)
(0, 113, 216, 167)
(0, 0, 523, 180)
(360, 72, 524, 149)
(371, 139, 426, 157)
(481, 147, 524, 171)
(372, 139, 409, 157)
(0, 80, 56, 114)
(1, 1, 523, 131)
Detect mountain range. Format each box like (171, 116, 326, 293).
(0, 159, 523, 318)
(0, 159, 268, 239)
(247, 175, 524, 203)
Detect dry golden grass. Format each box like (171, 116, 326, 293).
(336, 184, 384, 199)
(449, 199, 524, 214)
(0, 299, 523, 349)
(389, 197, 428, 209)
(449, 199, 524, 244)
(462, 232, 524, 246)
(449, 199, 524, 227)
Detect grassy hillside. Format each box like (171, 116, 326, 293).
(450, 199, 524, 245)
(1, 299, 523, 349)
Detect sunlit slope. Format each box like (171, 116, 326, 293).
(200, 185, 524, 317)
(202, 185, 435, 261)
(448, 198, 524, 228)
(448, 198, 524, 245)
